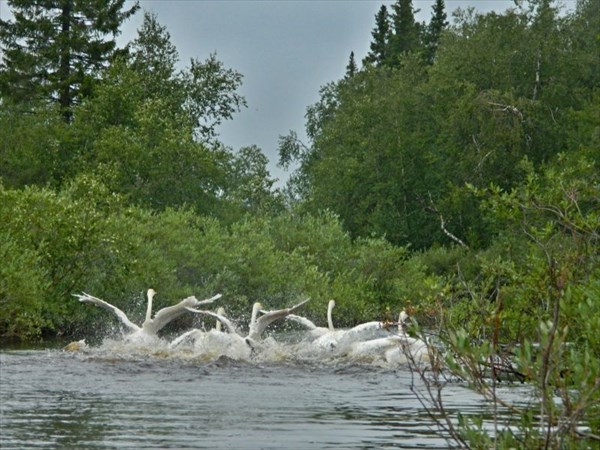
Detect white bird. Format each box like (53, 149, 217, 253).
(297, 300, 386, 350)
(170, 306, 229, 348)
(348, 311, 429, 364)
(287, 299, 335, 339)
(249, 299, 310, 341)
(74, 289, 222, 341)
(187, 298, 309, 346)
(170, 307, 252, 359)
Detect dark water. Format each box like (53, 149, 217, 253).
(0, 345, 531, 450)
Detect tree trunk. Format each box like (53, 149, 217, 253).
(59, 0, 72, 122)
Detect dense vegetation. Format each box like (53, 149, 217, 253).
(1, 0, 598, 446)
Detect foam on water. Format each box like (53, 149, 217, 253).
(68, 327, 428, 370)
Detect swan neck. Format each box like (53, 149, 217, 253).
(327, 301, 335, 331)
(216, 307, 225, 332)
(398, 311, 407, 333)
(145, 290, 154, 322)
(250, 303, 260, 326)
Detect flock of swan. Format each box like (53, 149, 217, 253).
(69, 289, 430, 365)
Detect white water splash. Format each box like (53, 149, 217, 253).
(70, 327, 430, 370)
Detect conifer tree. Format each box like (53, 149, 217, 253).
(364, 5, 390, 66)
(0, 0, 139, 121)
(130, 12, 178, 89)
(126, 12, 246, 142)
(345, 51, 358, 79)
(388, 0, 422, 66)
(424, 0, 448, 64)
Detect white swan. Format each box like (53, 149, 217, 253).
(287, 299, 335, 339)
(170, 306, 229, 348)
(215, 307, 225, 332)
(301, 300, 387, 350)
(187, 298, 309, 346)
(348, 311, 429, 364)
(170, 307, 252, 359)
(249, 299, 309, 341)
(74, 289, 222, 341)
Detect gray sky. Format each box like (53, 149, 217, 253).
(0, 1, 535, 184)
(116, 1, 525, 185)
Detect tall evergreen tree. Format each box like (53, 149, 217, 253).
(424, 0, 448, 64)
(114, 11, 246, 142)
(345, 51, 358, 79)
(388, 0, 422, 66)
(130, 12, 178, 89)
(0, 0, 139, 121)
(363, 5, 390, 66)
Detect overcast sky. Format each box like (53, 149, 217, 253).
(0, 1, 530, 184)
(115, 1, 527, 185)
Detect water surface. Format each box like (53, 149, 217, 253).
(0, 341, 530, 449)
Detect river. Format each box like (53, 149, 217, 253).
(0, 335, 532, 449)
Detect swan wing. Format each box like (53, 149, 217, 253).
(146, 294, 220, 334)
(185, 308, 240, 335)
(170, 329, 204, 348)
(343, 321, 383, 339)
(145, 295, 202, 334)
(191, 293, 223, 307)
(348, 321, 383, 333)
(286, 314, 318, 330)
(250, 299, 309, 340)
(313, 331, 339, 350)
(349, 336, 400, 355)
(74, 292, 140, 333)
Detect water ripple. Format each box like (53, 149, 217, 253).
(1, 345, 530, 449)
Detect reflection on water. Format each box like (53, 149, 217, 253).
(0, 344, 531, 449)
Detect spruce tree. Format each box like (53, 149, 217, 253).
(345, 51, 358, 79)
(363, 5, 390, 66)
(0, 0, 139, 121)
(388, 0, 422, 66)
(424, 0, 448, 64)
(129, 12, 179, 101)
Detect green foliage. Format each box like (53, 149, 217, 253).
(0, 102, 66, 188)
(423, 0, 448, 64)
(0, 231, 50, 340)
(424, 148, 599, 448)
(283, 61, 447, 248)
(388, 0, 422, 66)
(363, 5, 390, 66)
(0, 11, 263, 219)
(0, 0, 139, 120)
(0, 181, 430, 339)
(442, 278, 600, 448)
(283, 1, 597, 253)
(72, 87, 230, 214)
(224, 145, 285, 220)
